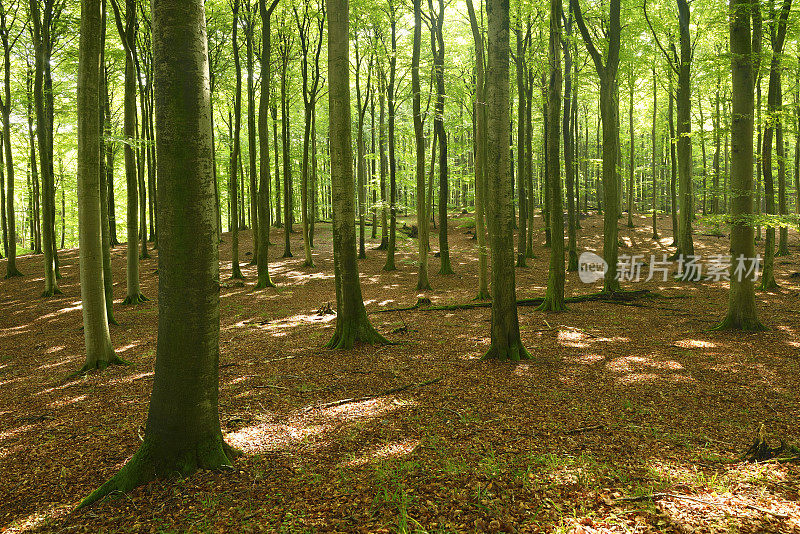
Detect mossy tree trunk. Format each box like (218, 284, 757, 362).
(326, 2, 388, 350)
(483, 0, 529, 360)
(80, 0, 236, 507)
(714, 0, 765, 331)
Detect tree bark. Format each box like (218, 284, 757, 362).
(413, 0, 430, 290)
(325, 1, 388, 349)
(76, 0, 120, 372)
(483, 0, 529, 360)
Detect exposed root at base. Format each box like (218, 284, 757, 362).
(68, 355, 129, 379)
(481, 344, 531, 361)
(122, 293, 149, 305)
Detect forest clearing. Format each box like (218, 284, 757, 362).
(2, 216, 799, 533)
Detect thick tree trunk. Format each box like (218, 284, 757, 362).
(714, 0, 764, 331)
(76, 0, 119, 372)
(80, 0, 236, 506)
(325, 0, 388, 350)
(483, 0, 529, 360)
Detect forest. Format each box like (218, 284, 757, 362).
(0, 0, 799, 531)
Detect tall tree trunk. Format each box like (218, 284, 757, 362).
(256, 0, 278, 289)
(325, 0, 388, 349)
(412, 0, 429, 289)
(246, 1, 258, 265)
(99, 0, 117, 325)
(80, 0, 236, 506)
(271, 103, 281, 228)
(29, 0, 60, 296)
(667, 60, 678, 247)
(483, 0, 529, 360)
(410, 0, 429, 289)
(714, 0, 764, 331)
(674, 0, 695, 261)
(538, 0, 565, 311)
(382, 5, 398, 272)
(230, 0, 244, 278)
(525, 65, 535, 257)
(651, 65, 659, 239)
(515, 27, 527, 267)
(626, 74, 634, 228)
(280, 34, 293, 258)
(431, 0, 452, 275)
(759, 0, 792, 289)
(563, 15, 578, 272)
(103, 66, 118, 248)
(76, 0, 120, 372)
(1, 6, 20, 277)
(377, 70, 388, 250)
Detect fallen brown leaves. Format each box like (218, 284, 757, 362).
(0, 213, 799, 533)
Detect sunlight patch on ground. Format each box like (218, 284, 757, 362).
(674, 339, 717, 349)
(38, 302, 82, 321)
(225, 422, 326, 454)
(0, 424, 34, 444)
(36, 358, 75, 371)
(1, 503, 71, 534)
(561, 353, 604, 366)
(249, 313, 336, 335)
(340, 439, 420, 468)
(108, 371, 154, 385)
(0, 325, 31, 337)
(48, 394, 87, 408)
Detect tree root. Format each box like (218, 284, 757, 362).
(41, 287, 63, 298)
(77, 434, 238, 510)
(254, 276, 277, 290)
(481, 343, 531, 361)
(4, 267, 23, 279)
(325, 316, 391, 350)
(122, 293, 149, 305)
(742, 423, 800, 463)
(68, 355, 129, 379)
(711, 315, 767, 332)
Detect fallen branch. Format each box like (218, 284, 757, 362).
(614, 492, 788, 519)
(304, 377, 443, 412)
(370, 290, 658, 314)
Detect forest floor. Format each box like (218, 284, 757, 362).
(1, 211, 800, 534)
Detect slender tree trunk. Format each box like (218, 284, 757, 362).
(383, 7, 398, 272)
(652, 65, 659, 239)
(626, 76, 634, 228)
(99, 1, 117, 325)
(412, 0, 430, 289)
(29, 0, 59, 296)
(377, 71, 388, 250)
(229, 0, 244, 279)
(674, 0, 695, 262)
(515, 27, 527, 267)
(271, 103, 281, 228)
(563, 16, 578, 272)
(280, 36, 293, 258)
(668, 62, 678, 247)
(1, 9, 20, 277)
(466, 0, 489, 299)
(431, 0, 452, 275)
(255, 0, 277, 289)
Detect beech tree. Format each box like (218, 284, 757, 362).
(412, 0, 430, 290)
(80, 0, 236, 506)
(483, 0, 529, 360)
(714, 0, 764, 332)
(326, 0, 388, 350)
